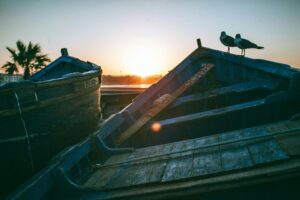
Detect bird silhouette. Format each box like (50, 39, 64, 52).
(220, 31, 236, 53)
(234, 34, 264, 56)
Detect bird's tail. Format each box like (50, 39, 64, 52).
(257, 46, 264, 49)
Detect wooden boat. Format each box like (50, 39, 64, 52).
(6, 40, 300, 200)
(101, 85, 146, 119)
(0, 49, 102, 198)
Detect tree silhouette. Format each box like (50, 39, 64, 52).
(2, 40, 51, 79)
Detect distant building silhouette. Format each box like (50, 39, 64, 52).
(0, 73, 23, 84)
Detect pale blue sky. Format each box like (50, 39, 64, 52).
(0, 0, 299, 75)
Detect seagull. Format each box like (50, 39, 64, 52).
(220, 31, 236, 53)
(234, 34, 264, 56)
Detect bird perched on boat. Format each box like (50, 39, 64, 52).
(234, 34, 264, 56)
(220, 31, 236, 53)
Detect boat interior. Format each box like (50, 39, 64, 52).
(109, 47, 300, 148)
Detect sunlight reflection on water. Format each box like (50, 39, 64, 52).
(101, 84, 151, 88)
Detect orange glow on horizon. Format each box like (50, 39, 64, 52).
(119, 37, 171, 77)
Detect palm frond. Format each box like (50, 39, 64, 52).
(32, 56, 50, 70)
(6, 47, 18, 62)
(36, 54, 51, 62)
(4, 40, 51, 77)
(16, 40, 27, 66)
(16, 40, 26, 52)
(2, 61, 19, 75)
(27, 43, 43, 67)
(32, 43, 41, 53)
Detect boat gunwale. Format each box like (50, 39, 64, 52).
(201, 47, 298, 79)
(0, 70, 100, 93)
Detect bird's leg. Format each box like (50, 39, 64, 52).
(241, 50, 243, 56)
(227, 46, 230, 53)
(244, 49, 246, 56)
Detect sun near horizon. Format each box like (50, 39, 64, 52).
(121, 42, 169, 78)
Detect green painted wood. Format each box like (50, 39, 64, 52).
(85, 166, 120, 189)
(106, 160, 166, 189)
(248, 139, 289, 164)
(84, 119, 300, 192)
(162, 156, 194, 182)
(192, 151, 222, 177)
(276, 131, 300, 156)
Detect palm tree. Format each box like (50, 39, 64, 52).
(2, 40, 51, 79)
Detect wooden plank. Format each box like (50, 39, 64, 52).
(86, 158, 300, 198)
(157, 99, 265, 127)
(0, 85, 99, 117)
(240, 126, 270, 138)
(116, 64, 214, 144)
(128, 145, 162, 160)
(85, 122, 299, 191)
(182, 139, 196, 151)
(194, 134, 219, 148)
(99, 120, 299, 171)
(162, 156, 194, 182)
(275, 131, 300, 156)
(248, 139, 289, 164)
(131, 142, 174, 160)
(221, 144, 253, 171)
(84, 166, 120, 189)
(171, 140, 185, 152)
(103, 164, 131, 189)
(107, 165, 139, 188)
(170, 81, 271, 108)
(107, 161, 166, 189)
(160, 143, 174, 155)
(219, 130, 243, 142)
(192, 151, 222, 177)
(267, 123, 290, 134)
(284, 120, 300, 129)
(131, 161, 166, 185)
(104, 152, 131, 165)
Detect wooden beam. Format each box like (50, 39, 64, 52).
(170, 81, 274, 109)
(116, 63, 214, 144)
(158, 99, 265, 127)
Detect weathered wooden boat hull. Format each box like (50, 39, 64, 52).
(0, 71, 101, 198)
(7, 118, 300, 200)
(6, 42, 300, 199)
(101, 87, 145, 119)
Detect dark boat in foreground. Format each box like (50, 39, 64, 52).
(0, 49, 102, 198)
(7, 40, 300, 200)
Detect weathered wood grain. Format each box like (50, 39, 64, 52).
(162, 156, 194, 182)
(248, 139, 289, 164)
(116, 64, 214, 144)
(192, 151, 222, 177)
(221, 144, 253, 170)
(275, 131, 300, 156)
(85, 119, 300, 192)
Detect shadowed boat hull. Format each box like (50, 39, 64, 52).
(0, 71, 101, 198)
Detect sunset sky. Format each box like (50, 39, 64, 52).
(0, 0, 299, 76)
